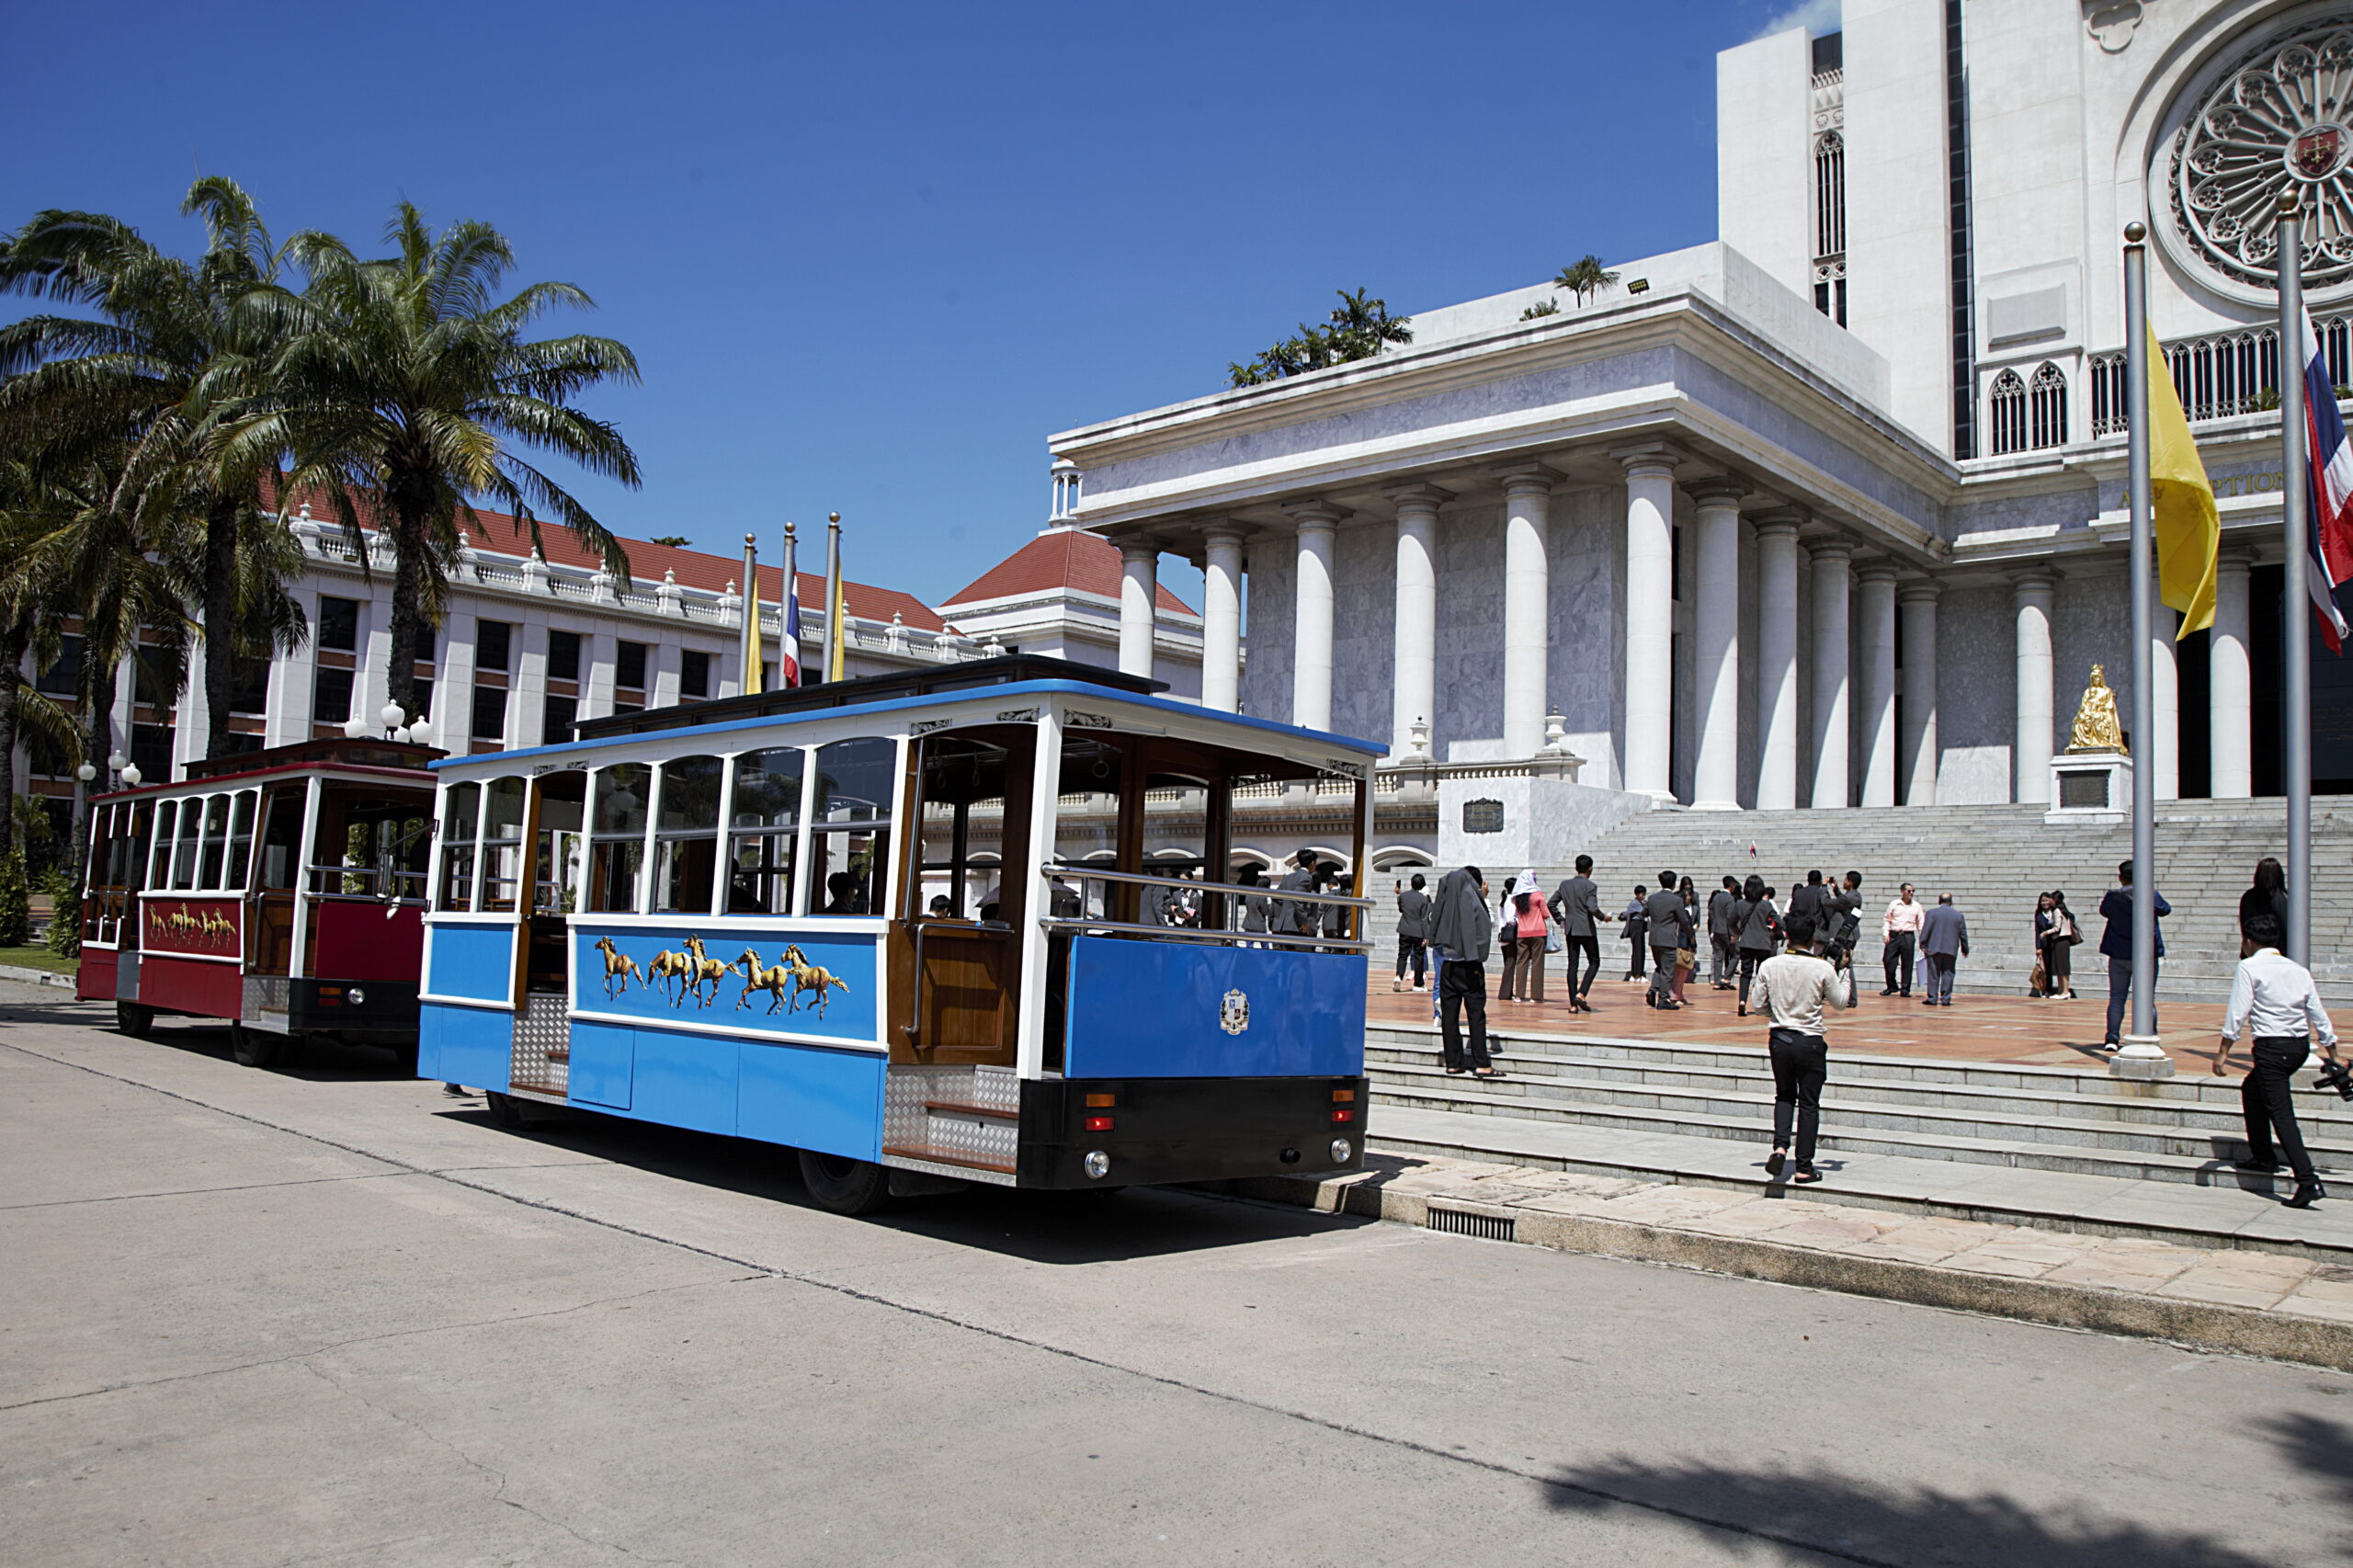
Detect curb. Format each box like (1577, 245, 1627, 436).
(1205, 1169, 2353, 1374)
(0, 963, 79, 991)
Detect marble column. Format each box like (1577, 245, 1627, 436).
(1688, 482, 1746, 812)
(1497, 465, 1558, 758)
(1200, 527, 1245, 713)
(2151, 603, 2180, 801)
(2211, 552, 2253, 799)
(1899, 582, 1940, 805)
(1384, 483, 1449, 757)
(1285, 500, 1344, 733)
(1754, 513, 1802, 811)
(1856, 563, 1899, 808)
(1620, 450, 1677, 799)
(2013, 573, 2055, 804)
(1810, 540, 1853, 809)
(1118, 543, 1158, 679)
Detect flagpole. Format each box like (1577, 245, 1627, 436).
(825, 511, 846, 682)
(779, 521, 799, 688)
(2279, 189, 2313, 968)
(740, 533, 763, 696)
(2118, 222, 2166, 1072)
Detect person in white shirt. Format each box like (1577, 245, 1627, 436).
(1751, 913, 1851, 1186)
(2216, 912, 2337, 1208)
(1881, 883, 1924, 997)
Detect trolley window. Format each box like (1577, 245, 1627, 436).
(810, 737, 894, 915)
(651, 754, 722, 915)
(171, 798, 201, 889)
(532, 772, 586, 915)
(197, 794, 230, 889)
(480, 777, 527, 911)
(259, 790, 304, 892)
(313, 787, 434, 900)
(438, 781, 480, 911)
(588, 763, 650, 914)
(227, 791, 256, 892)
(726, 746, 801, 915)
(148, 800, 175, 891)
(915, 733, 1016, 920)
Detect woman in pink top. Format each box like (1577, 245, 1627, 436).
(1507, 866, 1552, 1003)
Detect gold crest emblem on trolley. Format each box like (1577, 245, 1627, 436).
(1220, 988, 1250, 1036)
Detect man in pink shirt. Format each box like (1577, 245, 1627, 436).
(1881, 882, 1924, 998)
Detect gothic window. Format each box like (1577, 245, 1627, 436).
(2029, 362, 2068, 449)
(1987, 369, 2028, 456)
(1812, 131, 1847, 326)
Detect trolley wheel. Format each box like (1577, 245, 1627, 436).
(796, 1150, 892, 1216)
(229, 1022, 286, 1069)
(114, 1001, 156, 1040)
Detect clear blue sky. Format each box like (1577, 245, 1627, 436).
(3, 0, 1824, 608)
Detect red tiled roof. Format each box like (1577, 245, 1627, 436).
(266, 478, 945, 632)
(942, 528, 1195, 615)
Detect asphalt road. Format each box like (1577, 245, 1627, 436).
(3, 981, 2348, 1568)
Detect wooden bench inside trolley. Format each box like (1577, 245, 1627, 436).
(417, 655, 1380, 1215)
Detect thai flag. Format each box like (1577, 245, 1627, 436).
(779, 575, 802, 687)
(2302, 308, 2353, 652)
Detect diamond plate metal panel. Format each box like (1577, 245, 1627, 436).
(510, 992, 572, 1096)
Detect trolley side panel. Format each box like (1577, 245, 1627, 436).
(738, 1040, 885, 1162)
(567, 1019, 635, 1109)
(1063, 937, 1365, 1079)
(419, 1002, 514, 1091)
(425, 925, 517, 1005)
(76, 949, 117, 1003)
(138, 955, 242, 1020)
(628, 1023, 736, 1137)
(313, 902, 426, 982)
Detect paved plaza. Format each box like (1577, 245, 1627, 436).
(5, 979, 2352, 1567)
(1368, 971, 2234, 1071)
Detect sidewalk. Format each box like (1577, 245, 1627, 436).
(1370, 970, 2231, 1071)
(1222, 1152, 2353, 1371)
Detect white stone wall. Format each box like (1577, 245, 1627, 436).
(1715, 28, 1816, 301)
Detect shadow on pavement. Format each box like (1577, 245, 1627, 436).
(431, 1099, 1374, 1267)
(1536, 1416, 2353, 1568)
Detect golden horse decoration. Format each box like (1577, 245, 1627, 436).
(678, 935, 739, 1008)
(646, 943, 696, 1003)
(592, 936, 642, 997)
(780, 944, 852, 1018)
(734, 948, 795, 1014)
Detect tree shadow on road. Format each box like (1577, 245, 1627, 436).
(1535, 1431, 2353, 1568)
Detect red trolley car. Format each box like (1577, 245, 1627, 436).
(74, 737, 440, 1067)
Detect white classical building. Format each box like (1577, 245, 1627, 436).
(1051, 0, 2353, 860)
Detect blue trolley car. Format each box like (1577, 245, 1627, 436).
(416, 655, 1377, 1212)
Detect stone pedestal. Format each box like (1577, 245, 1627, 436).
(1437, 774, 1656, 875)
(2109, 1039, 2177, 1081)
(2046, 750, 2131, 824)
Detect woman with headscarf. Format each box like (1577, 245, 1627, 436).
(1506, 866, 1551, 1003)
(1429, 865, 1501, 1077)
(1494, 874, 1522, 1001)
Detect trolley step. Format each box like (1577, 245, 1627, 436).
(882, 1143, 1017, 1175)
(923, 1100, 1018, 1121)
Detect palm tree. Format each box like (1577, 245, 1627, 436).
(250, 203, 642, 722)
(0, 177, 306, 763)
(0, 457, 91, 855)
(1554, 255, 1621, 308)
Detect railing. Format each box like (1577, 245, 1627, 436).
(2087, 311, 2353, 436)
(1037, 863, 1371, 952)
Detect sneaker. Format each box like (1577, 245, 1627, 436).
(2099, 1039, 2120, 1051)
(442, 1084, 468, 1097)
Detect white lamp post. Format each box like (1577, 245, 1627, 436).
(74, 763, 97, 783)
(380, 702, 405, 735)
(107, 752, 127, 773)
(118, 764, 141, 787)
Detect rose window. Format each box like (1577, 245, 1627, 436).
(2170, 19, 2353, 294)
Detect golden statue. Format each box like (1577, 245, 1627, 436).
(2067, 665, 2126, 755)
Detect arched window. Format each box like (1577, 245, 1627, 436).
(1988, 369, 2029, 456)
(2029, 362, 2068, 450)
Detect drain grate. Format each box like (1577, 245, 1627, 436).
(1425, 1205, 1516, 1243)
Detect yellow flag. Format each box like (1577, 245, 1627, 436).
(828, 572, 847, 680)
(2146, 323, 2218, 638)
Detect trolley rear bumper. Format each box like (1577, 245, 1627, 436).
(1017, 1074, 1368, 1189)
(289, 978, 419, 1040)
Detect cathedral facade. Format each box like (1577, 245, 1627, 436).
(1051, 0, 2353, 824)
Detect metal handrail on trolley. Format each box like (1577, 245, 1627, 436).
(1034, 864, 1373, 953)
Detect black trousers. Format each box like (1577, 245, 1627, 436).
(1768, 1028, 1828, 1166)
(1737, 949, 1768, 1005)
(1565, 932, 1601, 996)
(1882, 931, 1915, 994)
(1438, 960, 1491, 1073)
(1625, 938, 1647, 978)
(1395, 936, 1427, 984)
(2242, 1036, 2318, 1184)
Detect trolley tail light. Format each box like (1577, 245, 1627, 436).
(1331, 1108, 1355, 1124)
(1084, 1114, 1115, 1132)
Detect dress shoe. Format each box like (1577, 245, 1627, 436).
(2287, 1182, 2327, 1209)
(1655, 1000, 1683, 1011)
(1880, 988, 1898, 996)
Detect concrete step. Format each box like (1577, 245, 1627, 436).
(1361, 1103, 2353, 1263)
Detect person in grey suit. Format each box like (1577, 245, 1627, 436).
(1644, 869, 1694, 1011)
(1393, 873, 1432, 992)
(1548, 854, 1608, 1014)
(1708, 876, 1739, 991)
(1918, 892, 1971, 1006)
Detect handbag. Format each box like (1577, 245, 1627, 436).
(1675, 947, 1698, 973)
(2029, 959, 2048, 994)
(1544, 928, 1563, 954)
